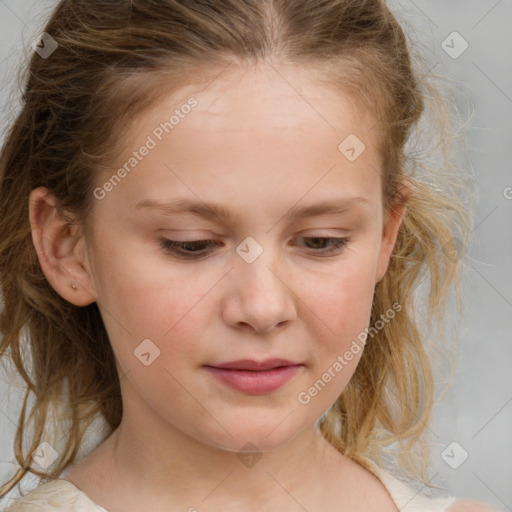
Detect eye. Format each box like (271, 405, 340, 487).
(159, 236, 350, 259)
(292, 237, 350, 255)
(159, 239, 219, 259)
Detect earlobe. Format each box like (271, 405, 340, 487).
(29, 187, 97, 306)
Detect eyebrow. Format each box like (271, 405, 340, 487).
(135, 196, 369, 222)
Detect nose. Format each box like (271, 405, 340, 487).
(221, 243, 297, 335)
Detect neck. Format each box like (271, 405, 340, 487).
(79, 407, 352, 511)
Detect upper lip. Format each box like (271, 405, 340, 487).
(206, 358, 301, 371)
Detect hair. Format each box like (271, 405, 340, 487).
(0, 0, 474, 497)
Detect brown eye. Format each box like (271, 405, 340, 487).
(159, 237, 350, 260)
(295, 237, 349, 255)
(159, 239, 218, 259)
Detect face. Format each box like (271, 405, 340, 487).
(80, 62, 403, 453)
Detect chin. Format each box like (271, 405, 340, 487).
(201, 419, 305, 455)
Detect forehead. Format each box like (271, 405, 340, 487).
(97, 61, 383, 219)
(150, 61, 375, 138)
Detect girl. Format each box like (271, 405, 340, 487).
(0, 0, 496, 510)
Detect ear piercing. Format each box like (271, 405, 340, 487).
(71, 282, 78, 291)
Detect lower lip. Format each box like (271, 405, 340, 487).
(204, 365, 302, 394)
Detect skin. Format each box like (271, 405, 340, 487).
(29, 60, 409, 512)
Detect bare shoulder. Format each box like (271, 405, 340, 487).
(447, 499, 500, 512)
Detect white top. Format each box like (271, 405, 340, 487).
(3, 462, 459, 512)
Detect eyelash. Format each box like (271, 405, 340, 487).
(159, 237, 350, 259)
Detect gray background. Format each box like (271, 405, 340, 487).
(0, 0, 510, 510)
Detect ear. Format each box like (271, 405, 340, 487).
(29, 187, 96, 306)
(375, 180, 411, 284)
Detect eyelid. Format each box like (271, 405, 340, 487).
(160, 228, 351, 237)
(299, 228, 351, 236)
(159, 230, 217, 239)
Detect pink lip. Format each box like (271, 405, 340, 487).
(204, 362, 303, 394)
(209, 358, 300, 371)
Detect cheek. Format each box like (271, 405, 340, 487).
(89, 238, 215, 369)
(300, 257, 377, 336)
(295, 254, 377, 394)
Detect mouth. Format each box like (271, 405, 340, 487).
(203, 359, 304, 394)
(205, 358, 302, 371)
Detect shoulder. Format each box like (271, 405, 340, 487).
(447, 500, 501, 512)
(361, 459, 498, 512)
(4, 480, 78, 511)
(4, 479, 105, 512)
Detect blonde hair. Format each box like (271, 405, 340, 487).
(0, 0, 473, 497)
